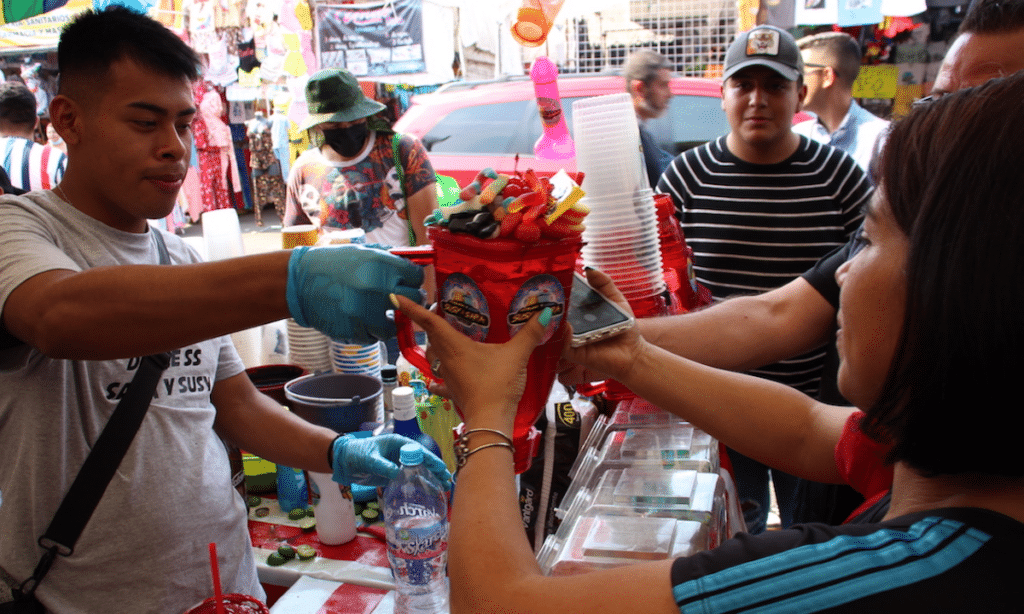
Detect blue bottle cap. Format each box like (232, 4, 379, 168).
(399, 442, 424, 466)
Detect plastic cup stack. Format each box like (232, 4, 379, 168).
(201, 208, 245, 261)
(285, 319, 332, 374)
(572, 93, 665, 301)
(572, 93, 649, 198)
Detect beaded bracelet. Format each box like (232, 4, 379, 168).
(454, 428, 514, 471)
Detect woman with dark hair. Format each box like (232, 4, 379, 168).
(394, 71, 1024, 613)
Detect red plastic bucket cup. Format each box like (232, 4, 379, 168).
(394, 226, 582, 473)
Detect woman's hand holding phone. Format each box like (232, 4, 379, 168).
(559, 268, 647, 385)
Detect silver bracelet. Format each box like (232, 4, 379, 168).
(454, 428, 514, 471)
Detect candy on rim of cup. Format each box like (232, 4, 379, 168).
(392, 166, 589, 472)
(426, 167, 588, 243)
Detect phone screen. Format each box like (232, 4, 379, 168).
(568, 273, 632, 337)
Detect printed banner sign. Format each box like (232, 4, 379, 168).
(0, 0, 88, 49)
(315, 0, 425, 77)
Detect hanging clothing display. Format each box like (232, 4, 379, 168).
(187, 0, 218, 53)
(270, 104, 292, 179)
(194, 84, 242, 212)
(204, 30, 239, 86)
(246, 113, 285, 224)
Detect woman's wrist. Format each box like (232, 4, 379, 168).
(460, 402, 516, 431)
(614, 337, 654, 385)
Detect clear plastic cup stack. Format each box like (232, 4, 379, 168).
(572, 93, 666, 301)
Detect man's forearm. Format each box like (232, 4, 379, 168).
(618, 340, 850, 484)
(638, 277, 836, 372)
(5, 251, 292, 360)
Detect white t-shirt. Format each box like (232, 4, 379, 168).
(0, 191, 262, 612)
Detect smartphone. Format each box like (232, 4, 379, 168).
(568, 271, 635, 347)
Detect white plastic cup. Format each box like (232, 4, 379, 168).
(202, 208, 245, 261)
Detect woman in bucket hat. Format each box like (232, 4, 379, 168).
(282, 68, 437, 249)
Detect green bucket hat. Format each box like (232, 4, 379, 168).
(301, 68, 387, 130)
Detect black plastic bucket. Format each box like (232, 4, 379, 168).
(246, 364, 308, 407)
(284, 373, 382, 434)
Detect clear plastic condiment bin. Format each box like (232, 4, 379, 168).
(536, 512, 708, 576)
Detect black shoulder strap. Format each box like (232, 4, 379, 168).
(39, 229, 172, 554)
(39, 351, 171, 556)
(150, 227, 171, 265)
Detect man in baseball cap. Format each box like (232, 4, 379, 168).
(717, 25, 806, 159)
(656, 24, 871, 534)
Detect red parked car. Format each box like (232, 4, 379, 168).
(393, 74, 730, 187)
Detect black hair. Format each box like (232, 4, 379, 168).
(57, 6, 200, 96)
(0, 83, 38, 128)
(960, 0, 1024, 33)
(865, 71, 1024, 477)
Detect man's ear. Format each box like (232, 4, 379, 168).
(628, 78, 646, 101)
(48, 95, 80, 148)
(822, 66, 838, 89)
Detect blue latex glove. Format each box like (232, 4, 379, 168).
(286, 244, 423, 343)
(331, 433, 452, 489)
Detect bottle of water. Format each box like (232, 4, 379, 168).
(382, 443, 449, 614)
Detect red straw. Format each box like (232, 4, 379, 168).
(208, 542, 225, 614)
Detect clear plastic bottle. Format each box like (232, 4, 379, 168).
(383, 443, 450, 614)
(381, 365, 398, 425)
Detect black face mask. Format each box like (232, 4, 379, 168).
(322, 123, 369, 157)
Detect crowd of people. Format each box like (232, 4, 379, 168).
(2, 0, 1023, 611)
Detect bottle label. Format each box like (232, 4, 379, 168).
(386, 518, 449, 560)
(536, 97, 562, 128)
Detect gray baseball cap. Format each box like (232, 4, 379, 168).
(723, 26, 804, 82)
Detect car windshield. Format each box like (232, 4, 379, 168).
(421, 93, 729, 157)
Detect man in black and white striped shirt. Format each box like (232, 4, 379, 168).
(657, 26, 872, 533)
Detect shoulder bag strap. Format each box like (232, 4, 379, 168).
(38, 351, 171, 556)
(150, 227, 171, 265)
